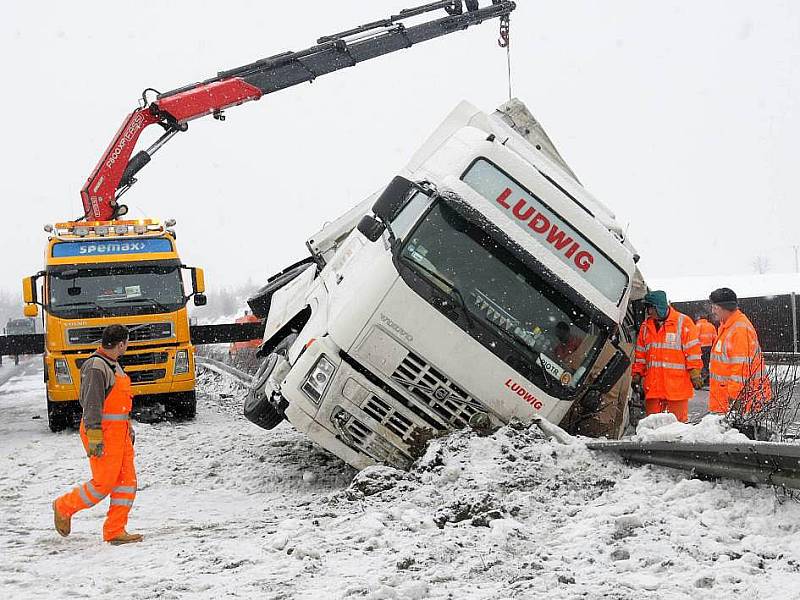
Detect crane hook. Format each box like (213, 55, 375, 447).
(498, 14, 510, 48)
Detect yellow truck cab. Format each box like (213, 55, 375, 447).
(22, 219, 206, 431)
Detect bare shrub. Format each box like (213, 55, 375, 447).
(726, 360, 800, 441)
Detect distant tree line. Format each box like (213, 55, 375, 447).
(188, 280, 260, 324)
(0, 290, 24, 331)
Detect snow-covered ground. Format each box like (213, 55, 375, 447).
(2, 363, 800, 599)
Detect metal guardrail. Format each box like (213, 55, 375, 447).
(0, 322, 264, 356)
(586, 439, 800, 489)
(0, 334, 45, 356)
(190, 322, 265, 345)
(195, 355, 254, 387)
(764, 352, 800, 365)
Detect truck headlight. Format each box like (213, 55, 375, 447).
(302, 356, 335, 404)
(174, 350, 190, 375)
(54, 359, 73, 384)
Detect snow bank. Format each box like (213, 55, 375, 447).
(3, 366, 800, 599)
(634, 413, 751, 443)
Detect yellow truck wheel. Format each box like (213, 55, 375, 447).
(47, 397, 79, 432)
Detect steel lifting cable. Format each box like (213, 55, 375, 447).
(498, 13, 512, 100)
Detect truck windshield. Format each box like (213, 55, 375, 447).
(398, 199, 606, 395)
(48, 264, 185, 318)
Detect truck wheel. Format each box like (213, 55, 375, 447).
(244, 354, 284, 430)
(244, 334, 296, 430)
(47, 399, 78, 432)
(172, 392, 197, 420)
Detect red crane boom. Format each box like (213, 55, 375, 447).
(79, 1, 515, 221)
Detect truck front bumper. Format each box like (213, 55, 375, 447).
(46, 347, 196, 403)
(282, 337, 434, 470)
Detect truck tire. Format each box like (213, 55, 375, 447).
(172, 392, 197, 420)
(243, 334, 296, 430)
(47, 398, 78, 432)
(244, 354, 284, 430)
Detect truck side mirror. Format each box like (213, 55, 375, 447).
(193, 293, 208, 306)
(357, 215, 386, 242)
(372, 176, 415, 221)
(22, 276, 37, 305)
(22, 275, 40, 317)
(191, 267, 206, 294)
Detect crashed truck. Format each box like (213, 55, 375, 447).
(243, 98, 647, 470)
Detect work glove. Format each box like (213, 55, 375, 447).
(86, 428, 104, 458)
(689, 368, 703, 390)
(631, 373, 642, 388)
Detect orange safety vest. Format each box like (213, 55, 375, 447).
(709, 310, 771, 413)
(696, 318, 717, 348)
(101, 372, 133, 424)
(632, 307, 703, 401)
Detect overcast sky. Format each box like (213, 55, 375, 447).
(2, 0, 798, 298)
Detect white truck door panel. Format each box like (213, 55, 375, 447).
(261, 265, 317, 345)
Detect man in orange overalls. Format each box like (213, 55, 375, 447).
(632, 291, 704, 422)
(52, 324, 143, 545)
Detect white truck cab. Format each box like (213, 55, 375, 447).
(245, 99, 644, 470)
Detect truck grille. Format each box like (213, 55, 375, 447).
(76, 352, 168, 369)
(391, 351, 487, 429)
(361, 394, 415, 441)
(67, 322, 174, 345)
(331, 407, 412, 468)
(121, 352, 169, 367)
(129, 369, 167, 384)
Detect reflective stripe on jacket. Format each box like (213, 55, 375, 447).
(632, 307, 702, 401)
(709, 310, 771, 413)
(696, 319, 717, 348)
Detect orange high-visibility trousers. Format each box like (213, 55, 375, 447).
(645, 397, 689, 423)
(55, 372, 136, 541)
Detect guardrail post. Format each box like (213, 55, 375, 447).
(792, 292, 798, 354)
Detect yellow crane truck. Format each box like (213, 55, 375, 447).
(22, 219, 206, 431)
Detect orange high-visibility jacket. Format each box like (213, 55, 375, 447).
(696, 318, 718, 348)
(632, 307, 702, 401)
(709, 310, 772, 413)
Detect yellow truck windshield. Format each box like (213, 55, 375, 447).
(48, 263, 185, 318)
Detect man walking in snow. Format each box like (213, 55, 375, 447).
(632, 291, 703, 422)
(52, 324, 143, 545)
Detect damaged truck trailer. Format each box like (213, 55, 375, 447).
(244, 99, 646, 470)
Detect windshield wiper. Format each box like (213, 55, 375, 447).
(405, 259, 474, 330)
(116, 297, 173, 312)
(57, 301, 110, 316)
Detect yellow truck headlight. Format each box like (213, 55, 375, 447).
(54, 359, 73, 384)
(174, 350, 190, 375)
